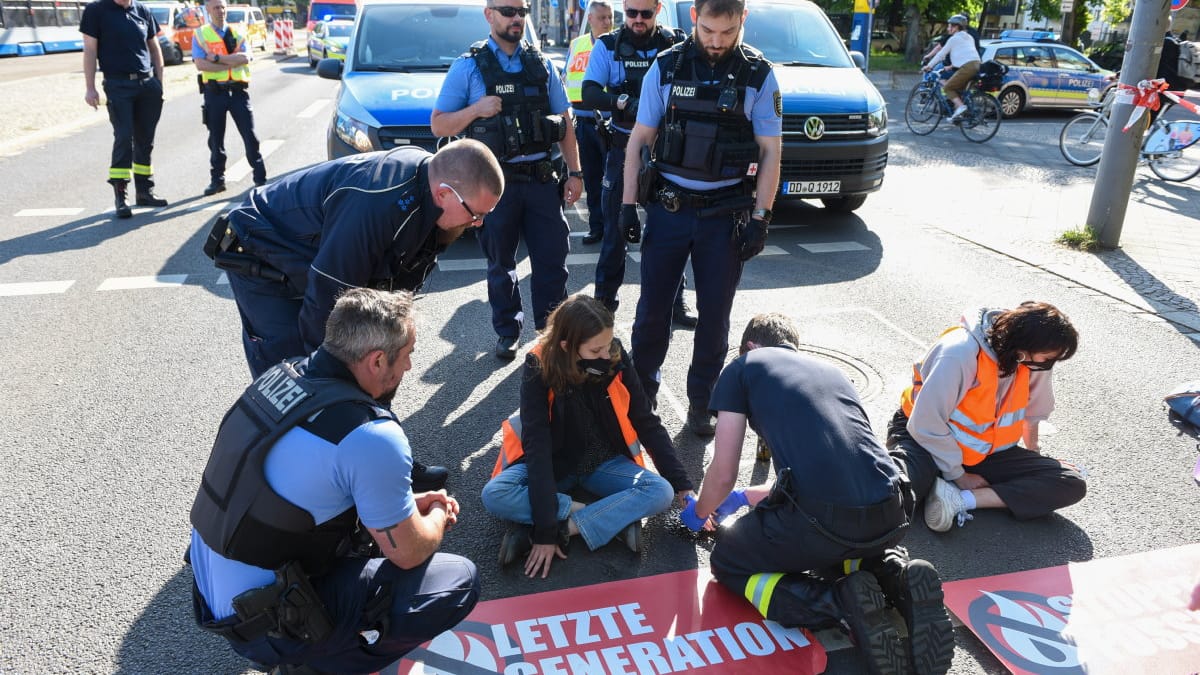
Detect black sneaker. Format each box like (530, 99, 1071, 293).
(411, 461, 449, 492)
(495, 335, 519, 360)
(498, 523, 533, 566)
(686, 405, 715, 437)
(672, 300, 699, 328)
(582, 231, 603, 244)
(203, 181, 226, 196)
(876, 556, 954, 675)
(835, 572, 907, 675)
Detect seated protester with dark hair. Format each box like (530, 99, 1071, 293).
(189, 289, 479, 675)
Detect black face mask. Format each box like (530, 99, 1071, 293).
(1019, 359, 1056, 372)
(578, 358, 612, 376)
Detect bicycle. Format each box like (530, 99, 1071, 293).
(1058, 82, 1200, 181)
(904, 67, 1003, 143)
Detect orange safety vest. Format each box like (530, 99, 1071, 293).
(492, 345, 645, 477)
(198, 24, 251, 83)
(900, 327, 1029, 466)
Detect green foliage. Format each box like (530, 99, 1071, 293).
(1057, 228, 1102, 252)
(1028, 0, 1062, 23)
(1100, 0, 1132, 26)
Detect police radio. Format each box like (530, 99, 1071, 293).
(717, 74, 738, 113)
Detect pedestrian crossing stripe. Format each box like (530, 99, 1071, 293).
(96, 275, 188, 291)
(15, 208, 85, 217)
(0, 280, 75, 296)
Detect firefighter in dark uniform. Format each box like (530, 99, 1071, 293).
(621, 0, 781, 436)
(80, 0, 170, 218)
(193, 0, 268, 196)
(431, 0, 584, 361)
(189, 289, 480, 675)
(682, 313, 955, 675)
(580, 0, 697, 328)
(211, 140, 504, 492)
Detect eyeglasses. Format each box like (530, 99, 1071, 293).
(440, 182, 488, 225)
(489, 5, 530, 18)
(624, 8, 655, 19)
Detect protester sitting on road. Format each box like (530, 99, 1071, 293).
(189, 288, 480, 675)
(482, 294, 697, 578)
(922, 14, 981, 122)
(682, 312, 954, 675)
(887, 302, 1086, 533)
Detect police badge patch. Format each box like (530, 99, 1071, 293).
(773, 91, 782, 117)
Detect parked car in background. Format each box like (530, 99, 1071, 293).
(143, 1, 203, 65)
(224, 5, 269, 51)
(981, 38, 1115, 117)
(872, 30, 900, 53)
(308, 18, 354, 67)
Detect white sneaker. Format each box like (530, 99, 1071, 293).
(949, 105, 967, 121)
(924, 478, 971, 532)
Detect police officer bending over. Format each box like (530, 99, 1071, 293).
(431, 0, 584, 361)
(682, 313, 954, 675)
(189, 288, 479, 675)
(621, 0, 782, 436)
(211, 139, 503, 491)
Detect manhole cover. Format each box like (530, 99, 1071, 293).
(795, 345, 884, 402)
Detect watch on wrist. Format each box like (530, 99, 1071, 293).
(617, 93, 629, 110)
(211, 53, 220, 63)
(752, 208, 772, 224)
(567, 170, 584, 178)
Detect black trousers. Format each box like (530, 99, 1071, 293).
(885, 409, 1087, 520)
(205, 84, 266, 184)
(103, 76, 163, 187)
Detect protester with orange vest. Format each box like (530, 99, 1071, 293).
(481, 294, 697, 578)
(193, 0, 267, 196)
(887, 302, 1086, 534)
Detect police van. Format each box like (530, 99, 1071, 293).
(653, 0, 887, 212)
(318, 0, 541, 158)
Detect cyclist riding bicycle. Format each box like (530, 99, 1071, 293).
(922, 15, 981, 123)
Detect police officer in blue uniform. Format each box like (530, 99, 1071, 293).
(621, 0, 782, 435)
(581, 0, 697, 328)
(211, 140, 503, 491)
(80, 0, 170, 218)
(431, 0, 584, 361)
(190, 289, 480, 675)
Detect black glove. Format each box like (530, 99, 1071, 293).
(626, 96, 639, 119)
(737, 217, 768, 261)
(620, 204, 641, 244)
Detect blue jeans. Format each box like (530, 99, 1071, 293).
(481, 456, 675, 550)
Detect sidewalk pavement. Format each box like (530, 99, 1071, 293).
(871, 69, 1200, 341)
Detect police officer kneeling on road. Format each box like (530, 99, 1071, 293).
(189, 288, 480, 675)
(193, 0, 267, 196)
(682, 313, 955, 675)
(621, 0, 782, 436)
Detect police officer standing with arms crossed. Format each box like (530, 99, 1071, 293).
(581, 0, 697, 328)
(621, 0, 781, 435)
(211, 139, 504, 491)
(193, 0, 268, 196)
(189, 288, 480, 675)
(565, 0, 613, 246)
(80, 0, 170, 218)
(431, 0, 585, 361)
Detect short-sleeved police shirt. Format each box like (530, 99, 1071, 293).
(80, 0, 159, 78)
(709, 345, 900, 507)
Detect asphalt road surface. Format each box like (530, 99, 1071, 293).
(1, 53, 1199, 674)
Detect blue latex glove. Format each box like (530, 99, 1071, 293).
(680, 494, 707, 532)
(714, 489, 749, 522)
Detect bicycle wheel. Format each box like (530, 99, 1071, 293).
(960, 92, 1001, 143)
(1058, 112, 1108, 166)
(1148, 125, 1200, 181)
(905, 83, 941, 136)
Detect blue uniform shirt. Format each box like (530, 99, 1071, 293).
(435, 37, 571, 162)
(79, 0, 160, 78)
(583, 34, 665, 134)
(191, 24, 252, 60)
(636, 51, 782, 191)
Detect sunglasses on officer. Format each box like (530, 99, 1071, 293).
(488, 5, 530, 17)
(440, 182, 489, 227)
(624, 8, 655, 19)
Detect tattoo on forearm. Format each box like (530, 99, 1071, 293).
(375, 524, 399, 548)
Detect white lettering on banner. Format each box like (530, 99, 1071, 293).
(663, 634, 706, 669)
(390, 88, 436, 100)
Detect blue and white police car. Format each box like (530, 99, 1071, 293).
(981, 32, 1116, 118)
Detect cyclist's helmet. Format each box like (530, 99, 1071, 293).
(948, 14, 969, 28)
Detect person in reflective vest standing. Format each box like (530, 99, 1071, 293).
(565, 0, 613, 245)
(194, 0, 267, 196)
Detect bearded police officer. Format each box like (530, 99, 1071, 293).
(581, 0, 697, 328)
(622, 0, 782, 435)
(565, 0, 613, 245)
(193, 0, 267, 196)
(189, 289, 480, 675)
(431, 0, 584, 361)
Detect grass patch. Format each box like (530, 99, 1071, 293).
(1057, 227, 1102, 251)
(868, 53, 922, 72)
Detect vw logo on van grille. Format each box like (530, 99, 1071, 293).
(804, 116, 826, 140)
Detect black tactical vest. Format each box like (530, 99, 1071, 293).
(466, 41, 565, 160)
(600, 26, 681, 127)
(190, 358, 394, 575)
(653, 40, 769, 183)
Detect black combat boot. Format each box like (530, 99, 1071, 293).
(133, 176, 168, 207)
(112, 181, 132, 219)
(868, 548, 954, 675)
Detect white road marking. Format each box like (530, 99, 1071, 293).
(437, 258, 488, 272)
(297, 99, 330, 119)
(759, 245, 788, 256)
(564, 253, 599, 265)
(799, 241, 871, 253)
(15, 208, 84, 217)
(217, 273, 229, 285)
(0, 280, 74, 296)
(191, 201, 231, 212)
(227, 139, 285, 182)
(96, 275, 188, 291)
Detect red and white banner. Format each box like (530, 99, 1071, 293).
(377, 569, 827, 675)
(943, 543, 1200, 675)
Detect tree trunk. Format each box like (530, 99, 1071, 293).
(904, 2, 923, 62)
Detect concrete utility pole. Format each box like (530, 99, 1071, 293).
(1085, 0, 1173, 249)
